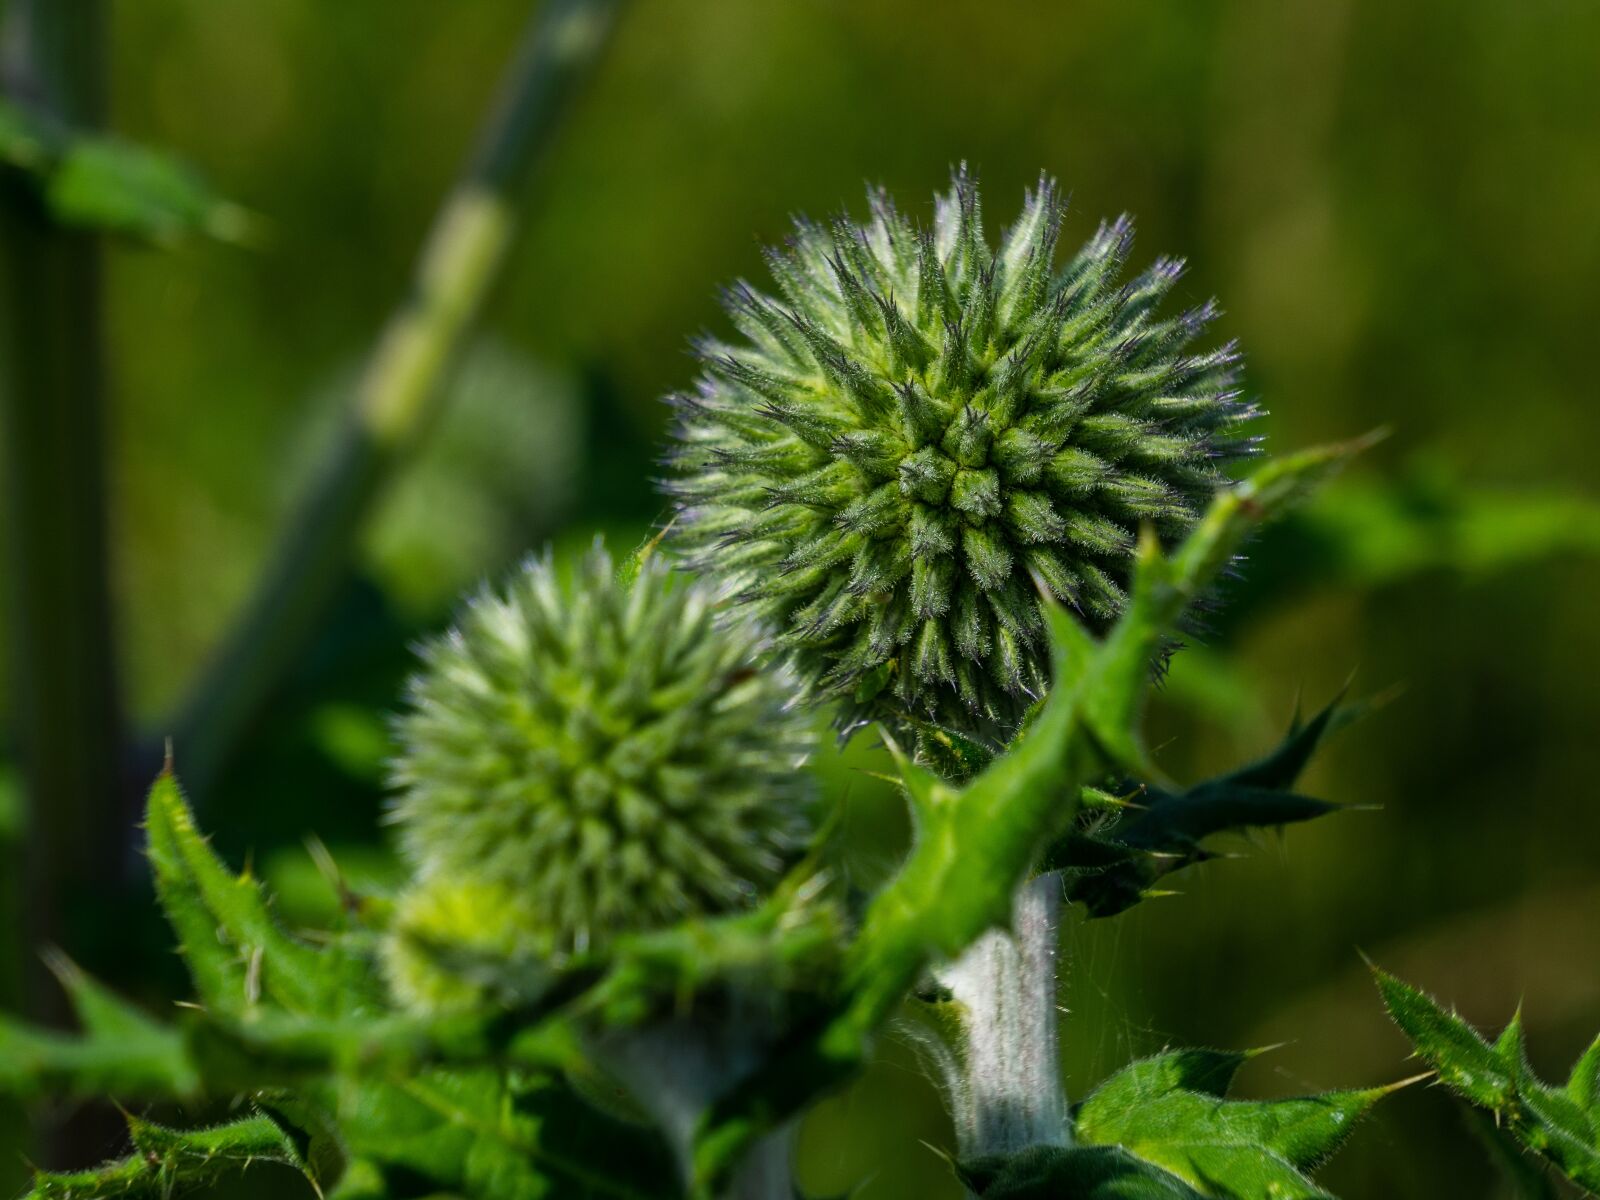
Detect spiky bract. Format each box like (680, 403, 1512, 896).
(666, 168, 1255, 739)
(390, 544, 814, 954)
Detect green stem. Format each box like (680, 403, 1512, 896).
(169, 0, 625, 798)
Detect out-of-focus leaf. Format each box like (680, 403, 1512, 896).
(0, 97, 250, 244)
(1222, 466, 1600, 636)
(1070, 1047, 1402, 1199)
(1375, 968, 1600, 1194)
(24, 1111, 316, 1199)
(0, 763, 21, 840)
(960, 1143, 1207, 1198)
(1462, 1107, 1562, 1200)
(0, 953, 196, 1099)
(47, 137, 252, 242)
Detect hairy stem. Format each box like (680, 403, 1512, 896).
(938, 872, 1068, 1158)
(169, 0, 625, 798)
(719, 1125, 794, 1200)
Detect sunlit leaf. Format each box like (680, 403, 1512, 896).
(1376, 968, 1600, 1195)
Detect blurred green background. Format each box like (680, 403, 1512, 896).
(3, 0, 1600, 1196)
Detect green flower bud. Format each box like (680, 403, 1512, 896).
(382, 877, 538, 1013)
(666, 168, 1255, 739)
(389, 543, 815, 954)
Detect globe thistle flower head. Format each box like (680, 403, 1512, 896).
(666, 167, 1256, 740)
(390, 543, 815, 954)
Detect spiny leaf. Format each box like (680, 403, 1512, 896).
(145, 769, 377, 1018)
(1568, 1037, 1600, 1116)
(0, 954, 196, 1099)
(25, 1111, 316, 1199)
(1078, 1048, 1255, 1105)
(1218, 690, 1349, 792)
(1072, 1047, 1402, 1198)
(1051, 689, 1361, 917)
(1372, 968, 1510, 1108)
(1375, 968, 1600, 1195)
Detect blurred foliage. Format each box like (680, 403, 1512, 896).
(0, 97, 250, 243)
(0, 0, 1596, 1196)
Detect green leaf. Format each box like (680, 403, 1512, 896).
(0, 97, 251, 244)
(1080, 1049, 1254, 1105)
(1375, 968, 1600, 1195)
(25, 1110, 317, 1199)
(1372, 968, 1510, 1108)
(960, 1144, 1207, 1199)
(1052, 691, 1360, 917)
(1568, 1037, 1600, 1116)
(1072, 1047, 1399, 1198)
(324, 1069, 678, 1200)
(145, 769, 378, 1019)
(0, 953, 196, 1099)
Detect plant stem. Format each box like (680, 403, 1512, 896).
(937, 872, 1069, 1158)
(0, 0, 122, 997)
(719, 1125, 794, 1200)
(169, 0, 625, 799)
(0, 0, 119, 1184)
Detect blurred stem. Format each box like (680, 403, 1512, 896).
(0, 0, 118, 1183)
(936, 873, 1068, 1159)
(0, 0, 120, 993)
(719, 1125, 794, 1200)
(169, 0, 625, 799)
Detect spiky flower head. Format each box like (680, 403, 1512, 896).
(389, 543, 815, 954)
(666, 168, 1255, 741)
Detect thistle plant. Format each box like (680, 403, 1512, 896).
(667, 167, 1252, 743)
(389, 544, 815, 960)
(3, 171, 1535, 1200)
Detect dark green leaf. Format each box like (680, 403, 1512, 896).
(1051, 691, 1358, 918)
(960, 1144, 1207, 1199)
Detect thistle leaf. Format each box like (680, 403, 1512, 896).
(1372, 969, 1511, 1108)
(1070, 1047, 1399, 1199)
(1051, 690, 1360, 917)
(0, 954, 196, 1099)
(24, 1111, 316, 1199)
(146, 769, 377, 1018)
(1375, 968, 1600, 1195)
(959, 1143, 1207, 1198)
